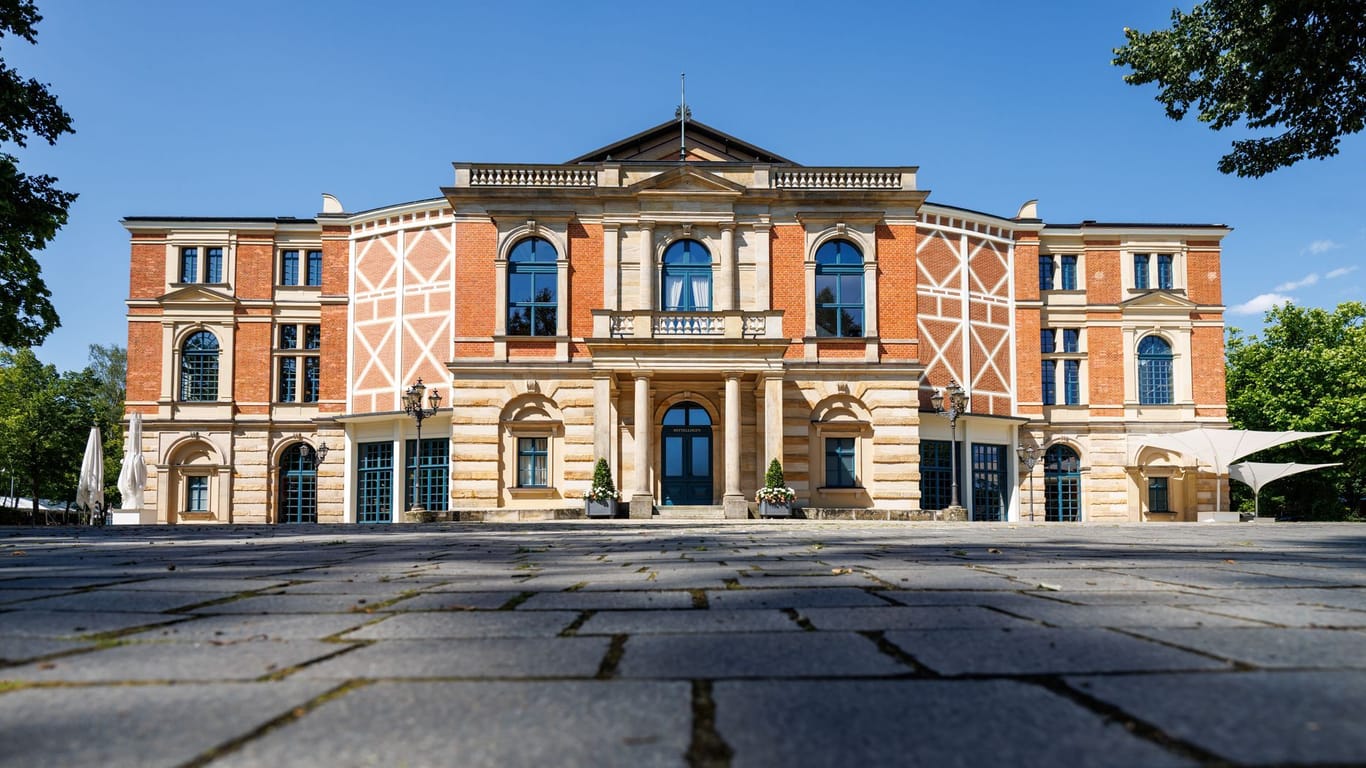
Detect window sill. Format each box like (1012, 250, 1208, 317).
(818, 486, 865, 495)
(509, 487, 556, 499)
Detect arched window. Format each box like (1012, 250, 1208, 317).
(1137, 335, 1173, 405)
(815, 240, 864, 337)
(179, 331, 219, 402)
(661, 239, 711, 311)
(278, 443, 317, 524)
(1043, 445, 1081, 522)
(507, 237, 558, 336)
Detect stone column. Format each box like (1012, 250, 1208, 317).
(638, 223, 655, 311)
(723, 372, 747, 518)
(718, 223, 736, 311)
(593, 374, 613, 462)
(629, 372, 654, 518)
(763, 373, 784, 481)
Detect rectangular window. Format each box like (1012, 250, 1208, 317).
(1134, 254, 1150, 289)
(303, 357, 320, 403)
(1041, 360, 1057, 406)
(1148, 477, 1170, 512)
(357, 442, 393, 524)
(1138, 356, 1173, 405)
(1157, 254, 1174, 290)
(1063, 359, 1081, 405)
(281, 250, 300, 286)
(1038, 255, 1055, 291)
(1060, 255, 1077, 290)
(205, 247, 223, 283)
(1062, 328, 1080, 353)
(304, 324, 320, 350)
(824, 437, 857, 488)
(971, 443, 1007, 521)
(279, 325, 297, 350)
(278, 357, 297, 403)
(306, 250, 323, 286)
(1040, 329, 1056, 353)
(186, 475, 208, 512)
(405, 438, 449, 512)
(919, 440, 953, 511)
(517, 437, 548, 487)
(180, 248, 198, 283)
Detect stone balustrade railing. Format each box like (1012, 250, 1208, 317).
(592, 310, 785, 340)
(771, 168, 911, 190)
(463, 165, 598, 187)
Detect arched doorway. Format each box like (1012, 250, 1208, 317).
(279, 443, 318, 523)
(661, 402, 712, 505)
(1044, 444, 1081, 522)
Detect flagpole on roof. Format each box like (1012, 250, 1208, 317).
(679, 72, 687, 162)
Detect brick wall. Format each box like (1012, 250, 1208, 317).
(1085, 242, 1121, 305)
(125, 320, 162, 410)
(1186, 243, 1223, 306)
(129, 236, 165, 300)
(233, 236, 275, 300)
(1191, 324, 1227, 407)
(234, 317, 271, 414)
(569, 221, 603, 359)
(771, 224, 804, 359)
(1087, 322, 1124, 411)
(876, 224, 917, 359)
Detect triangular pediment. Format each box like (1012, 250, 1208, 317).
(160, 284, 238, 306)
(569, 119, 795, 164)
(626, 166, 747, 195)
(1120, 290, 1197, 312)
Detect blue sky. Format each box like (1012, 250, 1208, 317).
(10, 0, 1364, 373)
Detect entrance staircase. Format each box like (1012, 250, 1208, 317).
(656, 505, 726, 520)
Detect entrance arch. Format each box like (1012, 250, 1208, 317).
(661, 402, 712, 505)
(1044, 444, 1081, 522)
(279, 443, 318, 523)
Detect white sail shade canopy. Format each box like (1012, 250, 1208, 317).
(75, 426, 104, 523)
(1228, 461, 1341, 516)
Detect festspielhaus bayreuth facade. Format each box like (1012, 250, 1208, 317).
(122, 119, 1231, 525)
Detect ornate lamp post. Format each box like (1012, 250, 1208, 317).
(1017, 444, 1040, 522)
(403, 378, 442, 522)
(930, 381, 969, 520)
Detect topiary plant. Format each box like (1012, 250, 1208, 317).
(757, 458, 795, 503)
(586, 458, 618, 502)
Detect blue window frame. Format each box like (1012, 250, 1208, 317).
(206, 247, 223, 283)
(278, 357, 297, 403)
(1041, 361, 1057, 406)
(1060, 255, 1077, 290)
(971, 443, 1007, 521)
(825, 437, 857, 488)
(1148, 477, 1171, 512)
(1157, 254, 1173, 290)
(306, 250, 322, 286)
(517, 437, 548, 487)
(1138, 335, 1174, 405)
(1044, 445, 1081, 522)
(1040, 329, 1056, 353)
(1134, 254, 1150, 289)
(180, 248, 198, 283)
(814, 239, 864, 337)
(357, 442, 393, 524)
(661, 239, 711, 311)
(405, 438, 449, 512)
(279, 443, 317, 524)
(507, 237, 558, 336)
(919, 439, 954, 512)
(281, 250, 299, 286)
(1038, 255, 1055, 291)
(303, 357, 319, 403)
(1063, 359, 1081, 405)
(304, 324, 320, 350)
(186, 475, 208, 512)
(1062, 328, 1080, 353)
(280, 325, 297, 349)
(179, 331, 219, 401)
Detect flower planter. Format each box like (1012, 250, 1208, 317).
(759, 500, 792, 518)
(585, 499, 616, 518)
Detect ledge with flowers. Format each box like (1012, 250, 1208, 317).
(756, 458, 796, 518)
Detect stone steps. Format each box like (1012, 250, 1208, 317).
(656, 505, 726, 520)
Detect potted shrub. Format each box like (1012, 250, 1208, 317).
(585, 458, 619, 518)
(756, 458, 796, 518)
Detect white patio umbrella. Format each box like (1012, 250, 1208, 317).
(117, 413, 147, 515)
(1228, 462, 1341, 517)
(1138, 428, 1337, 516)
(75, 425, 104, 525)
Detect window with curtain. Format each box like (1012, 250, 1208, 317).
(1060, 255, 1078, 290)
(179, 331, 219, 401)
(661, 239, 711, 311)
(507, 237, 558, 336)
(306, 250, 323, 286)
(186, 475, 208, 512)
(1137, 335, 1174, 404)
(1157, 254, 1173, 290)
(1135, 254, 1150, 289)
(281, 250, 299, 286)
(180, 248, 199, 283)
(517, 437, 549, 487)
(814, 239, 864, 337)
(205, 247, 223, 283)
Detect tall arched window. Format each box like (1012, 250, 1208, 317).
(180, 331, 219, 401)
(1137, 335, 1173, 405)
(661, 239, 711, 311)
(1043, 444, 1081, 522)
(815, 239, 864, 337)
(278, 443, 317, 524)
(507, 237, 558, 336)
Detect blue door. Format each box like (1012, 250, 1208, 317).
(661, 402, 712, 505)
(971, 443, 1007, 521)
(279, 443, 317, 524)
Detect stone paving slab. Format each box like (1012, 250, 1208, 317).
(128, 612, 376, 641)
(800, 605, 1038, 631)
(0, 638, 347, 682)
(1190, 601, 1366, 627)
(389, 590, 524, 611)
(187, 593, 400, 614)
(883, 627, 1232, 676)
(578, 609, 799, 635)
(0, 587, 70, 605)
(113, 577, 290, 592)
(617, 631, 906, 679)
(1124, 627, 1366, 668)
(0, 608, 183, 637)
(343, 610, 579, 639)
(14, 589, 235, 613)
(518, 590, 695, 611)
(713, 679, 1190, 768)
(705, 586, 888, 609)
(209, 681, 691, 768)
(988, 602, 1268, 629)
(0, 635, 94, 663)
(0, 681, 335, 768)
(294, 637, 610, 679)
(1069, 670, 1366, 765)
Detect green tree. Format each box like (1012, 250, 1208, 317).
(1114, 1, 1366, 177)
(0, 348, 99, 521)
(1225, 302, 1366, 519)
(85, 343, 126, 506)
(0, 0, 75, 347)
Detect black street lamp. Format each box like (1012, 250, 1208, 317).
(403, 378, 442, 519)
(1017, 444, 1041, 522)
(931, 381, 969, 518)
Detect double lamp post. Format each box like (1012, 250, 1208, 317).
(403, 378, 442, 522)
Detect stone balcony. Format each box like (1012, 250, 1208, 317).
(591, 310, 785, 340)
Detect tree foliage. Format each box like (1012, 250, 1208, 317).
(0, 0, 74, 347)
(1114, 1, 1366, 177)
(1225, 302, 1366, 518)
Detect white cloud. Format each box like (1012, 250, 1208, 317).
(1231, 293, 1295, 316)
(1306, 240, 1341, 255)
(1326, 265, 1359, 279)
(1275, 273, 1319, 291)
